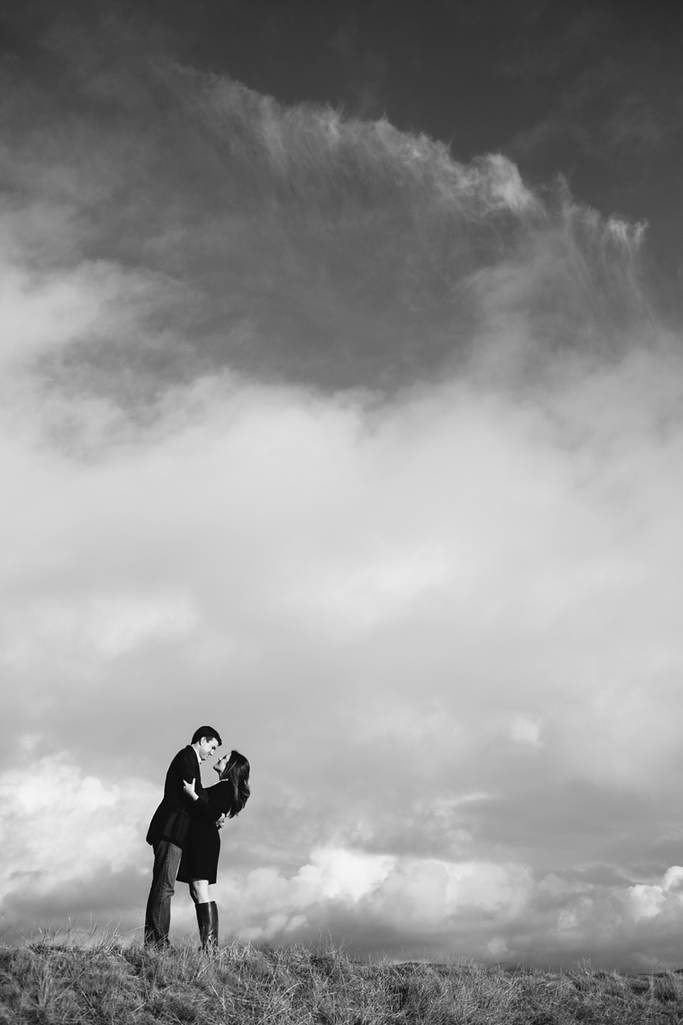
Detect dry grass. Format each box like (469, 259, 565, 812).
(0, 935, 681, 1024)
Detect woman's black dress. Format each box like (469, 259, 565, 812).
(177, 782, 234, 884)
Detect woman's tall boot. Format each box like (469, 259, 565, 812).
(195, 901, 219, 950)
(206, 901, 219, 947)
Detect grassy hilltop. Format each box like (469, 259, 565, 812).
(1, 938, 682, 1024)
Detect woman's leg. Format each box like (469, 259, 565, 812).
(189, 879, 210, 905)
(189, 879, 218, 948)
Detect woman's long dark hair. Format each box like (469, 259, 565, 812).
(218, 750, 251, 817)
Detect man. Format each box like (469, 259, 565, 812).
(144, 726, 222, 946)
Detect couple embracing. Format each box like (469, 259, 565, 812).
(144, 726, 250, 949)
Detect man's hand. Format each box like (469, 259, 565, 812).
(183, 778, 197, 800)
(215, 813, 227, 830)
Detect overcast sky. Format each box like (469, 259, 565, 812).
(2, 0, 683, 968)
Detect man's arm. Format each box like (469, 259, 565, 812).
(163, 748, 207, 810)
(182, 778, 221, 821)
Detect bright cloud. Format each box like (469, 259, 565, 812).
(0, 755, 155, 933)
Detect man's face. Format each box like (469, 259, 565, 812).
(197, 737, 219, 762)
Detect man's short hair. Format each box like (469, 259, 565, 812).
(191, 725, 222, 747)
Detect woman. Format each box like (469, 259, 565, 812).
(179, 749, 250, 948)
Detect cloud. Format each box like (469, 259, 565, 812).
(169, 848, 683, 968)
(0, 754, 155, 936)
(497, 0, 683, 256)
(4, 355, 683, 963)
(0, 32, 649, 412)
(217, 848, 533, 947)
(1, 9, 683, 967)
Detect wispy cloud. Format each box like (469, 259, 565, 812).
(496, 0, 683, 236)
(0, 34, 649, 411)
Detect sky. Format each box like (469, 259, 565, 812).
(2, 0, 683, 969)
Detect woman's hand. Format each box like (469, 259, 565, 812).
(183, 778, 198, 801)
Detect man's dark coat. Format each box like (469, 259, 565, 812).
(146, 746, 212, 849)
